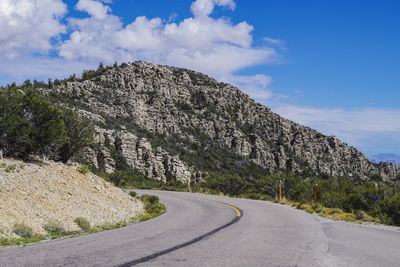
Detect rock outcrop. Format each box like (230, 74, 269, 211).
(47, 61, 400, 182)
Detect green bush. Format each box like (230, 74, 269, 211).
(74, 217, 91, 232)
(13, 223, 33, 238)
(381, 194, 400, 225)
(129, 191, 137, 197)
(0, 87, 65, 158)
(138, 194, 165, 216)
(203, 173, 247, 195)
(5, 164, 16, 172)
(59, 107, 94, 163)
(77, 165, 90, 175)
(43, 222, 66, 235)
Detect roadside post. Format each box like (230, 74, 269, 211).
(313, 183, 318, 205)
(279, 180, 282, 202)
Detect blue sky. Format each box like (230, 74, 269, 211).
(0, 0, 399, 156)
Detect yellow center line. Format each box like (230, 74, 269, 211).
(216, 201, 242, 217)
(164, 193, 242, 217)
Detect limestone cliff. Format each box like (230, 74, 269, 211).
(46, 61, 400, 182)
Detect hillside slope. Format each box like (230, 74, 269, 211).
(46, 61, 399, 182)
(0, 158, 143, 238)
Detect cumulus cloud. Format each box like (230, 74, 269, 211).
(272, 105, 400, 154)
(228, 74, 273, 100)
(190, 0, 236, 17)
(76, 0, 111, 20)
(59, 0, 273, 77)
(0, 0, 67, 58)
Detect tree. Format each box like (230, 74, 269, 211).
(0, 88, 65, 158)
(59, 107, 95, 163)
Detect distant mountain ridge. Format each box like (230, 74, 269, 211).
(43, 61, 400, 182)
(370, 154, 400, 166)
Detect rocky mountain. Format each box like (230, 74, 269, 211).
(44, 61, 400, 182)
(370, 154, 400, 166)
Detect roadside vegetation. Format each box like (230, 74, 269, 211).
(201, 173, 400, 226)
(0, 83, 94, 162)
(96, 167, 400, 227)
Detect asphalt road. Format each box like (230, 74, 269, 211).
(1, 190, 400, 266)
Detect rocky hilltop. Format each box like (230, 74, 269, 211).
(46, 62, 400, 182)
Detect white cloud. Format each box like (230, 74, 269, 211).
(272, 105, 400, 154)
(228, 74, 273, 100)
(191, 0, 236, 17)
(264, 37, 286, 50)
(58, 0, 275, 80)
(76, 0, 111, 20)
(0, 0, 67, 58)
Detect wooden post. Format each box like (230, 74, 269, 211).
(279, 180, 282, 202)
(313, 183, 318, 205)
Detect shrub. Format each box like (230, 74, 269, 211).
(354, 210, 380, 223)
(138, 194, 165, 215)
(0, 163, 6, 168)
(332, 213, 356, 222)
(129, 191, 137, 197)
(291, 202, 300, 208)
(43, 222, 66, 235)
(314, 207, 323, 213)
(74, 217, 91, 232)
(380, 194, 400, 225)
(59, 108, 94, 163)
(77, 165, 90, 175)
(324, 208, 343, 215)
(142, 195, 159, 204)
(13, 223, 33, 238)
(305, 208, 315, 214)
(0, 88, 65, 158)
(298, 204, 311, 210)
(5, 164, 16, 172)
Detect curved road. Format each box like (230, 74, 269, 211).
(1, 190, 400, 266)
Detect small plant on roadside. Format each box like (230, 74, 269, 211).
(74, 217, 91, 232)
(77, 165, 90, 175)
(129, 191, 137, 197)
(0, 163, 6, 168)
(332, 212, 356, 222)
(354, 210, 380, 223)
(298, 204, 311, 210)
(12, 223, 33, 238)
(43, 222, 66, 235)
(291, 202, 300, 208)
(305, 207, 315, 214)
(5, 164, 16, 172)
(137, 194, 166, 219)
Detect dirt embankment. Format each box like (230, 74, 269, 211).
(0, 158, 143, 238)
